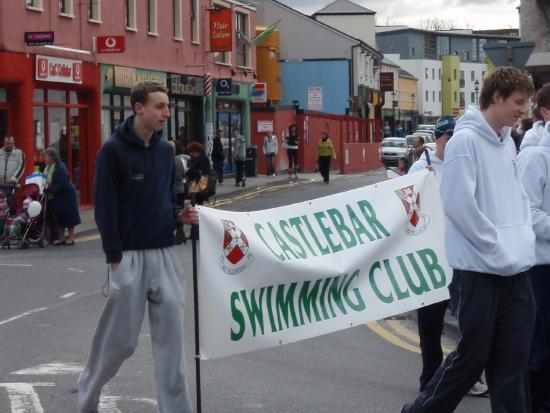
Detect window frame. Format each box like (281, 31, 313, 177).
(26, 0, 44, 11)
(235, 10, 251, 68)
(147, 0, 158, 36)
(88, 0, 101, 23)
(59, 0, 74, 18)
(191, 0, 200, 44)
(173, 0, 183, 40)
(125, 0, 137, 31)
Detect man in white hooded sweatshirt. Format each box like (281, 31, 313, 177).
(517, 83, 550, 413)
(402, 67, 536, 413)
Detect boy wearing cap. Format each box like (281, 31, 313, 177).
(403, 67, 536, 412)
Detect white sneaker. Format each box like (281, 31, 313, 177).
(468, 380, 489, 397)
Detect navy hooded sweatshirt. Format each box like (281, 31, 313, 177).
(94, 116, 180, 263)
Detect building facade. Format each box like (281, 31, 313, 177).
(520, 0, 550, 87)
(0, 0, 256, 203)
(377, 27, 518, 123)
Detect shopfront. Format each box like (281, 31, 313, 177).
(0, 52, 101, 204)
(100, 65, 167, 142)
(167, 74, 204, 147)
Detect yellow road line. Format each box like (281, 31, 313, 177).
(367, 321, 421, 354)
(381, 319, 454, 355)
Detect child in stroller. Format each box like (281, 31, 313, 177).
(2, 182, 46, 249)
(0, 191, 9, 234)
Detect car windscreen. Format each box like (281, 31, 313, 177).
(381, 141, 406, 148)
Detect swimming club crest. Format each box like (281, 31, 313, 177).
(395, 185, 430, 236)
(218, 220, 255, 276)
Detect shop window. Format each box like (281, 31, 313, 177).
(173, 0, 182, 40)
(125, 0, 137, 31)
(88, 0, 101, 22)
(59, 0, 74, 16)
(33, 89, 44, 102)
(236, 11, 250, 67)
(48, 90, 66, 104)
(147, 0, 158, 35)
(26, 0, 43, 10)
(0, 88, 7, 102)
(70, 91, 78, 104)
(33, 106, 45, 168)
(191, 0, 199, 43)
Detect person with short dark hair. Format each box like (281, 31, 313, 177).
(285, 124, 299, 179)
(402, 67, 536, 413)
(517, 82, 550, 413)
(212, 129, 225, 184)
(0, 135, 25, 207)
(185, 141, 211, 205)
(78, 81, 198, 413)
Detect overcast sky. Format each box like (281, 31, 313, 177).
(277, 0, 520, 30)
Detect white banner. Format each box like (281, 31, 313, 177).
(198, 170, 451, 359)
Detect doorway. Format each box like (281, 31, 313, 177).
(0, 104, 12, 142)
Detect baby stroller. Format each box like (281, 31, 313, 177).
(1, 178, 47, 249)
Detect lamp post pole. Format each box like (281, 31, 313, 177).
(392, 90, 397, 134)
(411, 93, 416, 131)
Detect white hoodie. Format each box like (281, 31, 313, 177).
(518, 121, 550, 265)
(408, 150, 443, 186)
(519, 120, 544, 151)
(440, 106, 535, 276)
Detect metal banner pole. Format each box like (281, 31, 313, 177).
(190, 193, 202, 413)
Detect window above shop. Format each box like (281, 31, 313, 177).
(235, 11, 250, 68)
(59, 0, 74, 17)
(173, 0, 182, 40)
(125, 0, 137, 31)
(88, 0, 101, 23)
(147, 0, 158, 36)
(26, 0, 43, 11)
(191, 0, 200, 44)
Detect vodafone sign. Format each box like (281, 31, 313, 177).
(97, 36, 125, 53)
(35, 55, 82, 84)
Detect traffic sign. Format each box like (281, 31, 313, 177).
(96, 36, 125, 53)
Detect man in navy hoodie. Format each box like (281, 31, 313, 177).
(78, 81, 198, 413)
(402, 68, 536, 412)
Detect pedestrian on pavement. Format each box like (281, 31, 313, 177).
(233, 128, 246, 187)
(517, 83, 550, 413)
(395, 121, 405, 137)
(78, 81, 199, 413)
(169, 140, 188, 245)
(402, 67, 536, 413)
(285, 124, 299, 179)
(43, 147, 80, 246)
(317, 131, 336, 183)
(212, 129, 225, 184)
(0, 135, 26, 206)
(383, 121, 392, 138)
(263, 131, 278, 176)
(186, 141, 211, 205)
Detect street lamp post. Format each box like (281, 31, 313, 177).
(411, 93, 416, 132)
(391, 91, 397, 133)
(474, 79, 480, 106)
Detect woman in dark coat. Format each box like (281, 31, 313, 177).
(44, 147, 81, 245)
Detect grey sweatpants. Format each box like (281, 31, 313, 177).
(78, 247, 192, 413)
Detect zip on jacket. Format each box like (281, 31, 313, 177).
(440, 106, 535, 276)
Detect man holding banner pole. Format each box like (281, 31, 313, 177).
(402, 67, 536, 413)
(78, 81, 198, 413)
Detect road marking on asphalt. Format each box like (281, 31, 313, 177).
(60, 291, 78, 299)
(0, 264, 33, 267)
(386, 319, 453, 355)
(0, 307, 48, 327)
(367, 321, 421, 354)
(0, 382, 54, 413)
(67, 267, 85, 273)
(12, 363, 82, 376)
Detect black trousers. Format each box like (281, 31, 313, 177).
(318, 156, 332, 182)
(417, 300, 449, 391)
(403, 269, 535, 413)
(235, 160, 246, 185)
(287, 149, 298, 171)
(529, 265, 550, 413)
(213, 161, 224, 184)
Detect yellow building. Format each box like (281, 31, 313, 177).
(441, 55, 461, 117)
(398, 70, 418, 131)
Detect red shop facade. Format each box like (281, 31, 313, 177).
(0, 51, 101, 205)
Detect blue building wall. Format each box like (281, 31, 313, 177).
(280, 60, 350, 115)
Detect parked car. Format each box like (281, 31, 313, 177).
(379, 137, 408, 166)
